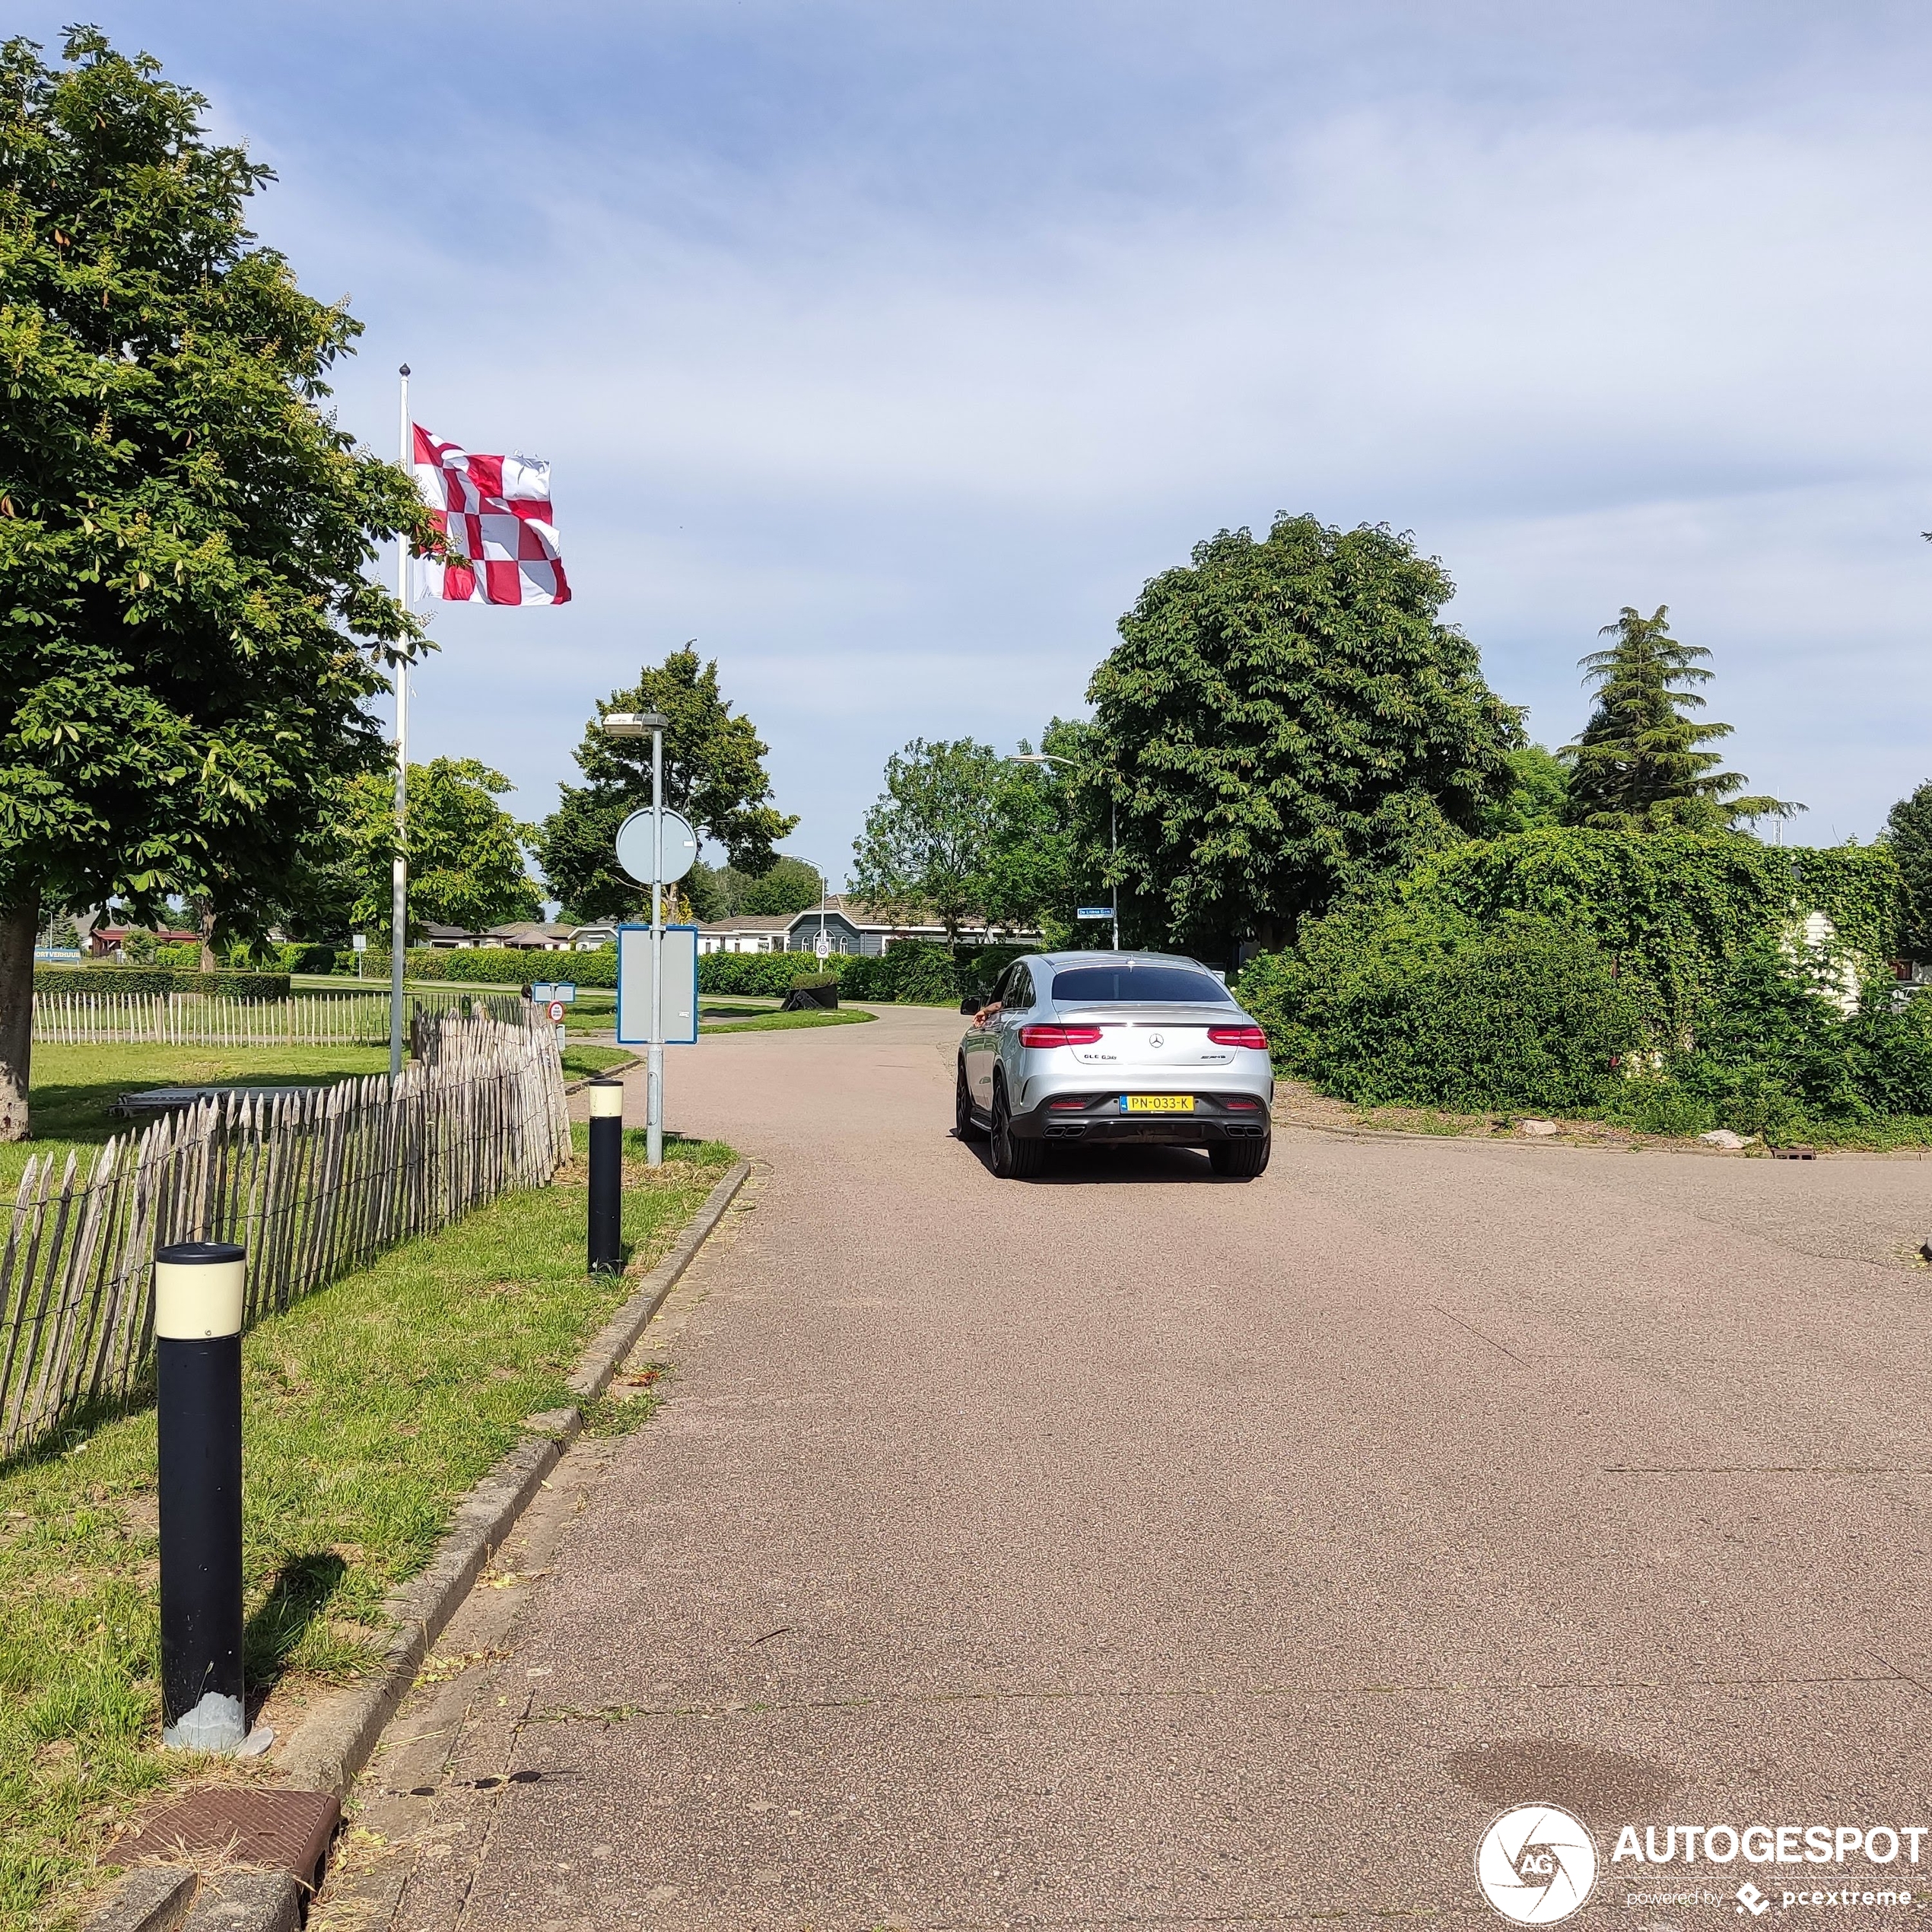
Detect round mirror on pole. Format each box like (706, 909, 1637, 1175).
(615, 809, 697, 886)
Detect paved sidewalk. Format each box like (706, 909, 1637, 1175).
(349, 1006, 1932, 1930)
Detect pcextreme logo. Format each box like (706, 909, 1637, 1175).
(1476, 1805, 1598, 1924)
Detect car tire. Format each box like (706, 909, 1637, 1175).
(955, 1062, 985, 1141)
(990, 1081, 1045, 1179)
(1209, 1133, 1271, 1179)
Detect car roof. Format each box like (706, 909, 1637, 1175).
(1030, 952, 1210, 971)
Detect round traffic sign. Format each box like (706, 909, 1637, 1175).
(614, 808, 697, 886)
(547, 1000, 566, 1023)
(813, 933, 831, 960)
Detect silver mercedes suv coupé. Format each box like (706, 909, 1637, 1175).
(955, 952, 1273, 1180)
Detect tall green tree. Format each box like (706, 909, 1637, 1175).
(1086, 514, 1521, 955)
(1561, 605, 1799, 833)
(534, 648, 796, 922)
(338, 758, 538, 937)
(1883, 781, 1932, 961)
(0, 30, 431, 1137)
(850, 737, 1003, 944)
(976, 720, 1101, 942)
(686, 853, 824, 922)
(848, 727, 1093, 943)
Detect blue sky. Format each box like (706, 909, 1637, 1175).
(24, 2, 1932, 872)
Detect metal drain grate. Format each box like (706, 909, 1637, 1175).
(114, 1787, 340, 1890)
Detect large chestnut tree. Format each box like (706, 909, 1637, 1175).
(0, 30, 431, 1137)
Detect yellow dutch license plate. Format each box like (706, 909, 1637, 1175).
(1121, 1095, 1194, 1113)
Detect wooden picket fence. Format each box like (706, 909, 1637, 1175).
(30, 989, 521, 1047)
(0, 1011, 570, 1461)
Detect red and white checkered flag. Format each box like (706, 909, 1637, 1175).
(412, 424, 571, 605)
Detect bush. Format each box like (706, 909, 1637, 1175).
(1610, 1080, 1718, 1138)
(1239, 906, 1647, 1112)
(872, 941, 960, 1006)
(154, 942, 201, 970)
(691, 942, 1037, 1004)
(361, 945, 619, 988)
(697, 951, 835, 996)
(1657, 940, 1932, 1136)
(33, 965, 292, 1000)
(1399, 828, 1904, 1048)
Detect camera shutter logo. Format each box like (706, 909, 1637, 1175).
(1475, 1804, 1597, 1924)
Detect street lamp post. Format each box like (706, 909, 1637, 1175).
(599, 710, 669, 1165)
(1011, 752, 1117, 952)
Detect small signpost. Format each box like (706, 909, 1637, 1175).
(615, 809, 697, 890)
(618, 925, 698, 1045)
(814, 932, 831, 961)
(351, 932, 367, 980)
(529, 981, 577, 1005)
(1076, 907, 1113, 920)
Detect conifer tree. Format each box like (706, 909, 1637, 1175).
(1561, 606, 1798, 833)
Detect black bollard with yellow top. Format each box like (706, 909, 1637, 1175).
(155, 1240, 252, 1752)
(587, 1079, 624, 1273)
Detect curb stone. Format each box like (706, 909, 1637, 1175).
(84, 1867, 195, 1932)
(181, 1873, 299, 1932)
(84, 1158, 751, 1932)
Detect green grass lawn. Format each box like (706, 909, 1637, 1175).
(3, 1044, 395, 1192)
(0, 1124, 732, 1932)
(559, 1044, 635, 1078)
(701, 1006, 874, 1034)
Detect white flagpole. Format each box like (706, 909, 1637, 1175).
(389, 364, 411, 1078)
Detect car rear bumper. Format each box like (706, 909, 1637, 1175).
(1008, 1093, 1273, 1144)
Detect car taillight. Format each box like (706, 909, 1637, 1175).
(1019, 1025, 1103, 1048)
(1208, 1025, 1269, 1049)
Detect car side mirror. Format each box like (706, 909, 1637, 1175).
(959, 996, 983, 1016)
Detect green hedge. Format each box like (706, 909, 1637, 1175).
(697, 951, 833, 996)
(1395, 828, 1904, 1047)
(147, 940, 336, 974)
(360, 945, 618, 988)
(1234, 828, 1932, 1138)
(33, 965, 293, 1001)
(1238, 909, 1644, 1111)
(280, 943, 337, 974)
(694, 941, 1041, 1005)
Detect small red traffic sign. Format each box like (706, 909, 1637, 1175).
(547, 1000, 566, 1023)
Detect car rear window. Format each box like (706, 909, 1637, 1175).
(1048, 966, 1232, 1004)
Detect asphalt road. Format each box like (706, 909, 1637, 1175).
(357, 1005, 1932, 1930)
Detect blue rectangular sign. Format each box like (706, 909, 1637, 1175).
(1076, 907, 1114, 920)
